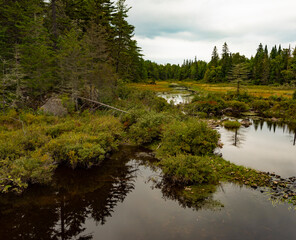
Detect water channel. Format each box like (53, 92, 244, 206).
(1, 86, 296, 239)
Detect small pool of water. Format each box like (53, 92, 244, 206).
(157, 85, 194, 105)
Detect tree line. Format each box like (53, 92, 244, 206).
(0, 0, 143, 108)
(144, 43, 296, 85)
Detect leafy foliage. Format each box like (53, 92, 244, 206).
(158, 119, 220, 156)
(0, 111, 123, 192)
(223, 120, 241, 129)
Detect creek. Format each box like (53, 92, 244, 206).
(1, 85, 296, 239)
(1, 145, 296, 240)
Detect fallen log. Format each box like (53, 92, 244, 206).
(77, 96, 129, 114)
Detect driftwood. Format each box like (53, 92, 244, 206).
(78, 96, 129, 114)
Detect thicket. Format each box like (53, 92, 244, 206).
(0, 110, 124, 193)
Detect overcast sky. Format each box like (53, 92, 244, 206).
(126, 0, 296, 64)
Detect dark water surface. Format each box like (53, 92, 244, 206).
(1, 145, 296, 240)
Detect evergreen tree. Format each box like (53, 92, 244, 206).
(111, 0, 141, 81)
(210, 46, 219, 67)
(221, 42, 232, 80)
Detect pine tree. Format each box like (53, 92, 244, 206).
(82, 21, 116, 101)
(20, 2, 55, 100)
(112, 0, 141, 81)
(228, 63, 250, 96)
(221, 42, 232, 80)
(57, 27, 84, 108)
(210, 46, 219, 67)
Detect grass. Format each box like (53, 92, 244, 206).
(180, 82, 295, 99)
(128, 81, 173, 92)
(128, 81, 295, 99)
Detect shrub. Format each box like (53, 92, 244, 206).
(226, 100, 249, 113)
(186, 93, 225, 116)
(160, 155, 218, 184)
(252, 100, 270, 112)
(0, 152, 56, 193)
(127, 110, 172, 144)
(223, 120, 241, 129)
(158, 118, 220, 156)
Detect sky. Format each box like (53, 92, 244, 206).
(126, 0, 296, 64)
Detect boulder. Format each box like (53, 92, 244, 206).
(40, 97, 68, 116)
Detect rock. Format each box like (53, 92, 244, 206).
(240, 119, 252, 127)
(40, 97, 68, 116)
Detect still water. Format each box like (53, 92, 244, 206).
(1, 86, 296, 239)
(1, 144, 296, 240)
(157, 85, 194, 105)
(218, 120, 296, 178)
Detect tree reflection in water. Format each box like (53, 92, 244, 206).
(0, 146, 225, 240)
(0, 146, 141, 240)
(151, 175, 223, 212)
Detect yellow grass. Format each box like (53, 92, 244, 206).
(128, 81, 172, 92)
(128, 81, 295, 99)
(181, 82, 295, 99)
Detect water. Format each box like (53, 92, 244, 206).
(218, 120, 296, 178)
(1, 145, 296, 240)
(1, 87, 296, 239)
(157, 85, 194, 105)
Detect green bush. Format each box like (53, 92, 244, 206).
(226, 100, 249, 113)
(252, 100, 270, 112)
(43, 131, 117, 168)
(0, 152, 55, 193)
(223, 120, 241, 129)
(187, 93, 226, 116)
(158, 118, 220, 156)
(160, 155, 218, 184)
(0, 112, 124, 192)
(127, 110, 172, 144)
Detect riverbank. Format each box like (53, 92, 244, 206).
(1, 84, 296, 206)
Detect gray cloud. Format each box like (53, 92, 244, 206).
(126, 0, 296, 64)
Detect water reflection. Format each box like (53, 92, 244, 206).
(0, 146, 143, 240)
(1, 145, 296, 239)
(157, 84, 195, 105)
(0, 146, 228, 240)
(226, 128, 246, 147)
(157, 92, 193, 105)
(154, 179, 223, 211)
(219, 119, 296, 177)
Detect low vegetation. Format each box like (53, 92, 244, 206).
(0, 84, 278, 195)
(0, 110, 124, 193)
(223, 120, 241, 129)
